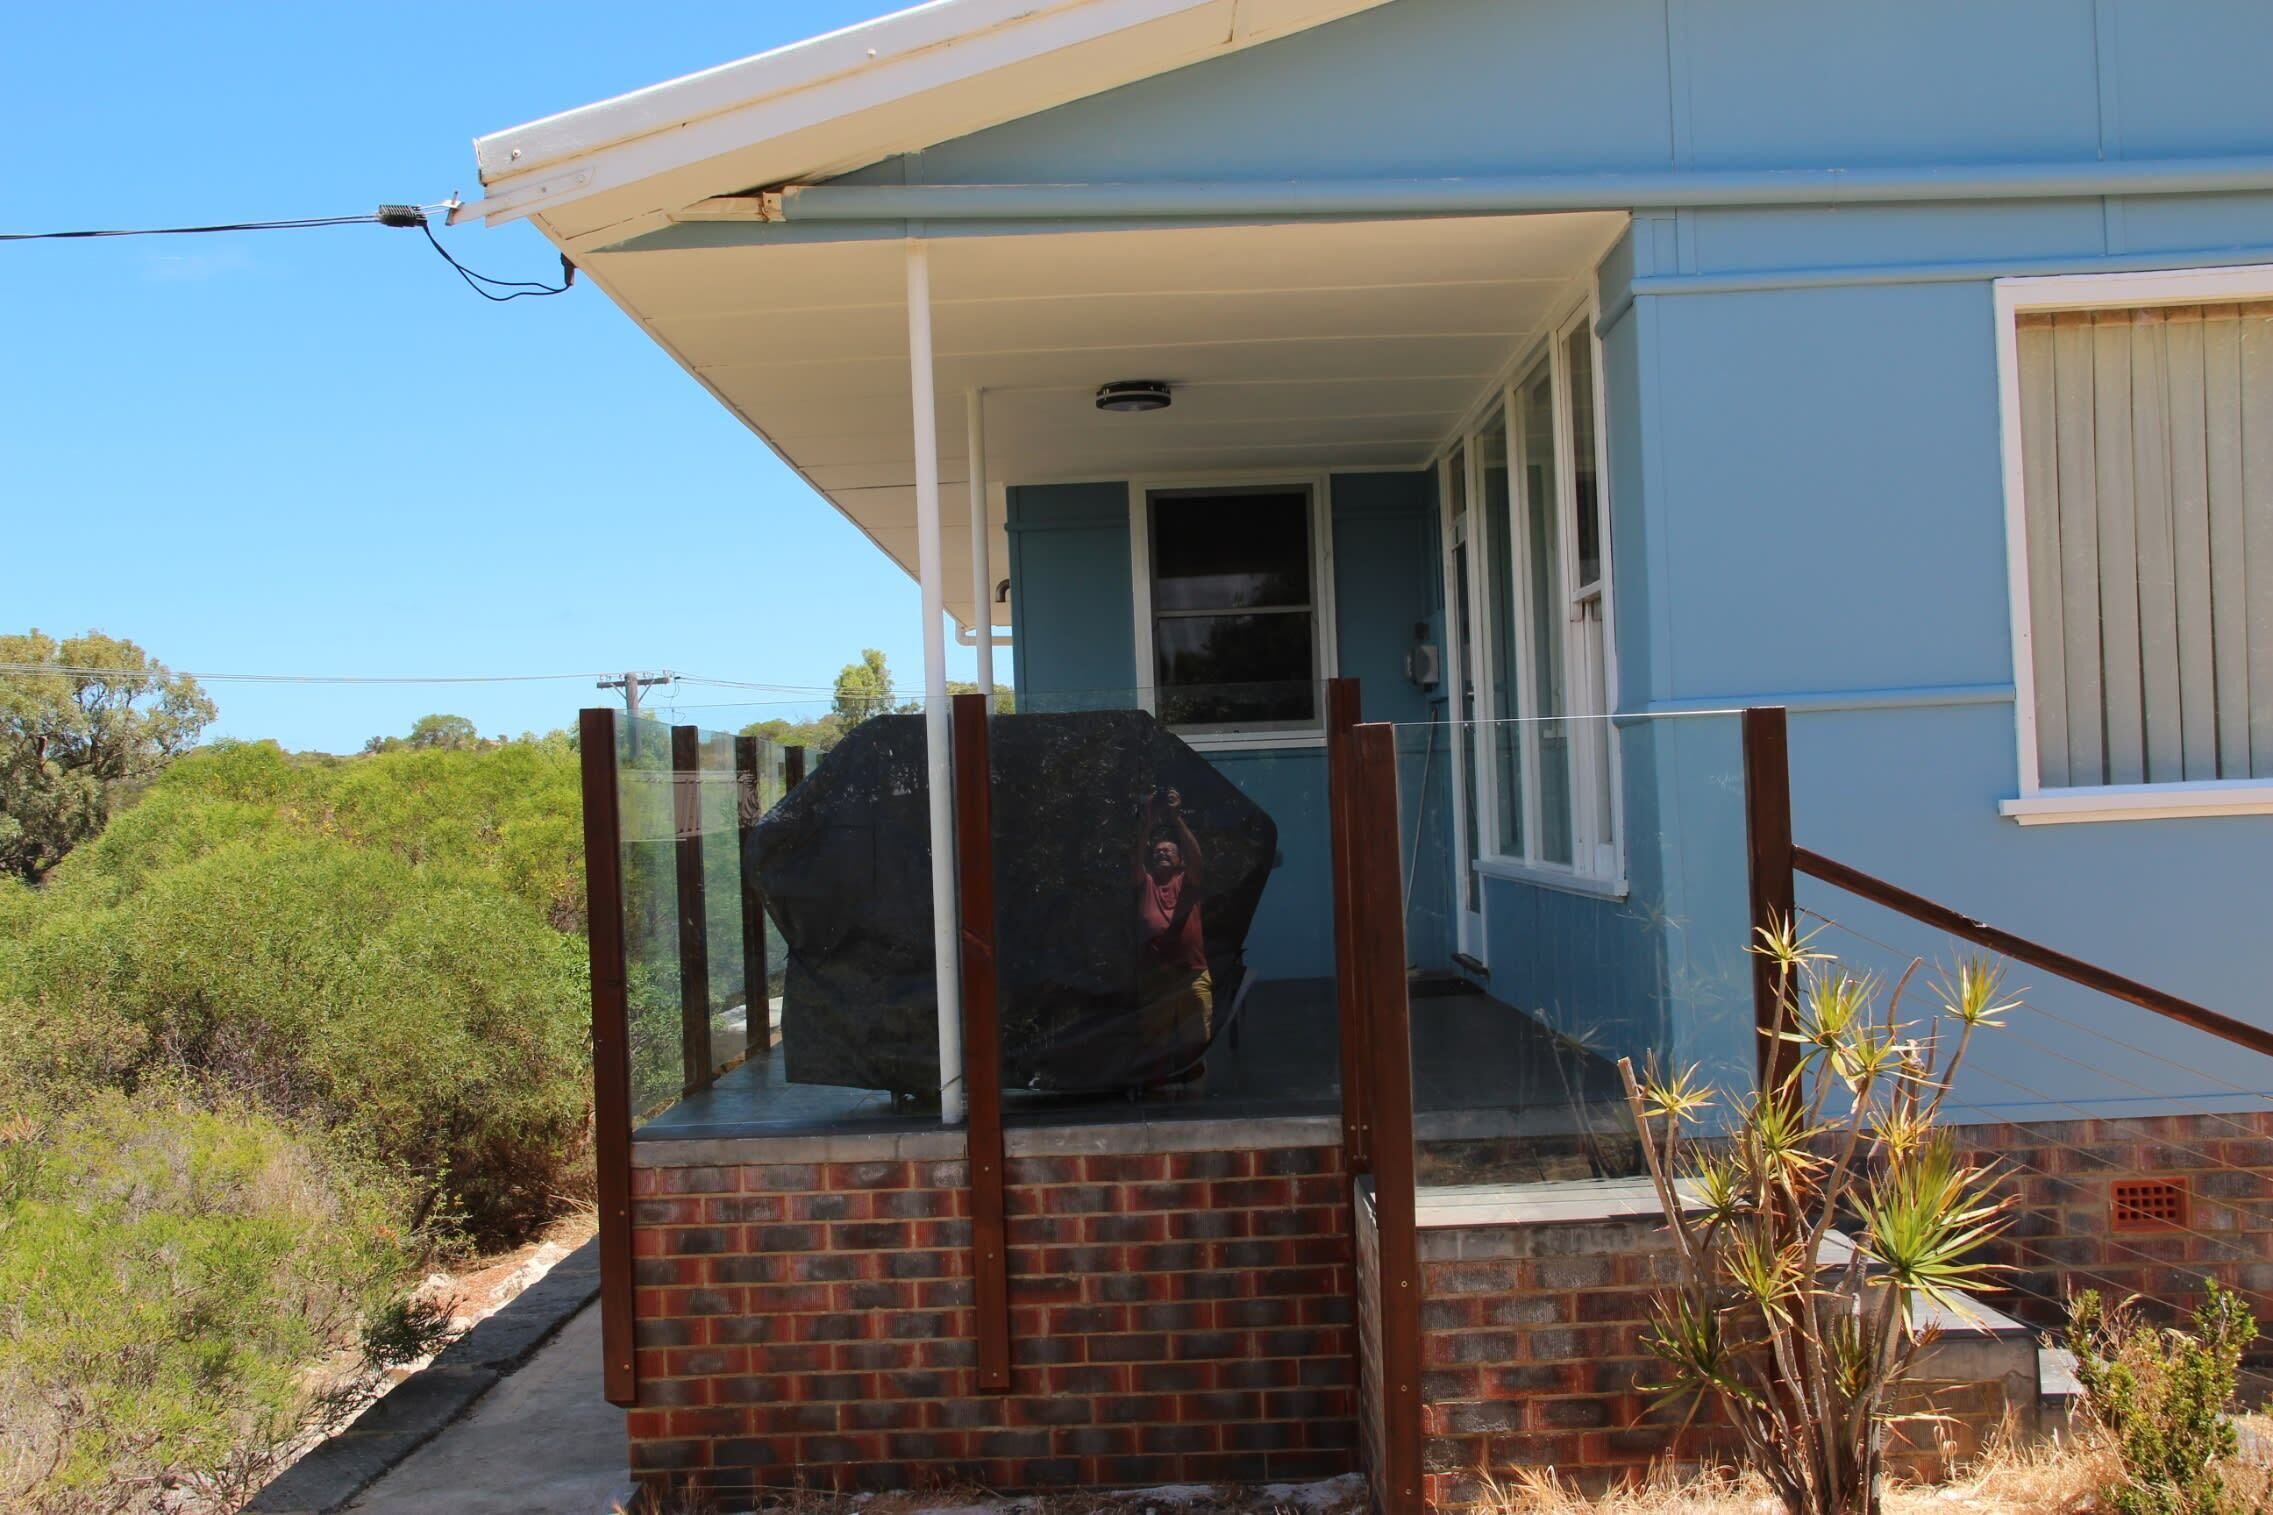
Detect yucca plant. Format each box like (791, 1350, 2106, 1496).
(1619, 921, 2017, 1515)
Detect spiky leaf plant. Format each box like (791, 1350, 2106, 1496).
(1620, 924, 2015, 1515)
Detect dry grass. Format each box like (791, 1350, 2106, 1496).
(1467, 1427, 2127, 1515)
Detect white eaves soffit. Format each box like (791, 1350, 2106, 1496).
(464, 0, 1396, 245)
(575, 212, 1628, 630)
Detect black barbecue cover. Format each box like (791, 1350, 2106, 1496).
(751, 710, 1277, 1098)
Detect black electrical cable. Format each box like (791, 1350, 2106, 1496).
(0, 202, 576, 302)
(0, 214, 379, 241)
(416, 219, 574, 301)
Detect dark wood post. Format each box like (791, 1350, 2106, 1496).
(950, 693, 1012, 1391)
(1353, 722, 1423, 1515)
(733, 736, 772, 1058)
(1742, 706, 1797, 1093)
(577, 709, 638, 1406)
(784, 744, 807, 790)
(1327, 679, 1371, 1175)
(671, 725, 715, 1095)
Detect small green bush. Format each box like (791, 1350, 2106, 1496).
(0, 1092, 429, 1513)
(2069, 1280, 2260, 1515)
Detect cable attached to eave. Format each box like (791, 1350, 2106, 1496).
(0, 199, 576, 302)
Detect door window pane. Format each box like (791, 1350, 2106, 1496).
(1519, 363, 1574, 866)
(1567, 328, 1604, 591)
(1477, 410, 1524, 859)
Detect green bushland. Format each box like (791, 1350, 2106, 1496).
(0, 1091, 437, 1513)
(0, 730, 590, 1508)
(0, 735, 591, 1244)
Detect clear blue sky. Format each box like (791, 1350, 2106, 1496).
(2, 1, 972, 753)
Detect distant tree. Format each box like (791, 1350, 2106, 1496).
(0, 630, 215, 882)
(363, 714, 482, 755)
(832, 649, 896, 724)
(737, 654, 1010, 756)
(946, 681, 1014, 714)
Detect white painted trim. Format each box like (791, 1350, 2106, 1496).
(460, 0, 1395, 228)
(1125, 471, 1337, 748)
(1436, 449, 1485, 961)
(1996, 261, 2273, 313)
(905, 241, 965, 1126)
(1993, 261, 2273, 814)
(1474, 854, 1629, 900)
(1992, 277, 2044, 798)
(2000, 779, 2273, 825)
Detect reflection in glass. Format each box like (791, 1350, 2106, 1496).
(1150, 488, 1316, 729)
(1154, 615, 1317, 727)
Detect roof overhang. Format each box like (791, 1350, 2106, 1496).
(457, 0, 1396, 247)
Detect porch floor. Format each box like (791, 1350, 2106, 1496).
(639, 977, 1640, 1183)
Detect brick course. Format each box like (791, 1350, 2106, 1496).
(1944, 1112, 2273, 1333)
(626, 1136, 1356, 1497)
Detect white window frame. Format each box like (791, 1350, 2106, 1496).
(1994, 262, 2273, 825)
(1127, 471, 1338, 752)
(1443, 293, 1626, 898)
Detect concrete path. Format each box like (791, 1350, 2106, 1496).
(342, 1303, 629, 1515)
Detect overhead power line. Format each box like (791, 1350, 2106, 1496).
(0, 663, 837, 694)
(0, 201, 575, 302)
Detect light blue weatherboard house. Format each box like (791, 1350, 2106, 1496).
(465, 0, 2273, 1135)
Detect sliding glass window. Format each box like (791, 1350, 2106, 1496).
(1459, 304, 1622, 887)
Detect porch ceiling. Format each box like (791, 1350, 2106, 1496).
(578, 211, 1624, 629)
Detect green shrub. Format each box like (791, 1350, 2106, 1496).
(2069, 1280, 2260, 1515)
(0, 1092, 429, 1513)
(1, 836, 588, 1245)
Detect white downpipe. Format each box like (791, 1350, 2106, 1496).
(906, 240, 965, 1125)
(966, 387, 994, 701)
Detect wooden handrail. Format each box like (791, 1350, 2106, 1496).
(1793, 845, 2273, 1062)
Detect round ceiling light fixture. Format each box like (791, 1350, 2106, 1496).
(1095, 379, 1172, 413)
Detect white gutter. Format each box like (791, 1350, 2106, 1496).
(764, 154, 2273, 221)
(905, 240, 966, 1126)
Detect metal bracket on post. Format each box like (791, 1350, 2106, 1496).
(950, 693, 1012, 1391)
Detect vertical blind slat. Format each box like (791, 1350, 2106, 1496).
(2052, 314, 2107, 785)
(2129, 310, 2184, 783)
(2018, 322, 2069, 786)
(2241, 313, 2273, 777)
(2203, 313, 2251, 779)
(2164, 310, 2219, 781)
(2092, 310, 2146, 786)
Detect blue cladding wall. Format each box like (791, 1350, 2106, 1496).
(962, 0, 2273, 1114)
(1006, 482, 1135, 705)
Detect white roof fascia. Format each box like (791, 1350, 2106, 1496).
(456, 0, 1395, 233)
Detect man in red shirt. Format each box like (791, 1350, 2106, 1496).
(1135, 787, 1211, 1064)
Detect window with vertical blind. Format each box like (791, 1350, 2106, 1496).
(2000, 268, 2273, 823)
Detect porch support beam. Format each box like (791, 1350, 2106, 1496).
(770, 154, 2273, 223)
(906, 238, 967, 1126)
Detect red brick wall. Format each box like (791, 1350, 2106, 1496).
(1945, 1112, 2273, 1334)
(623, 1134, 1357, 1497)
